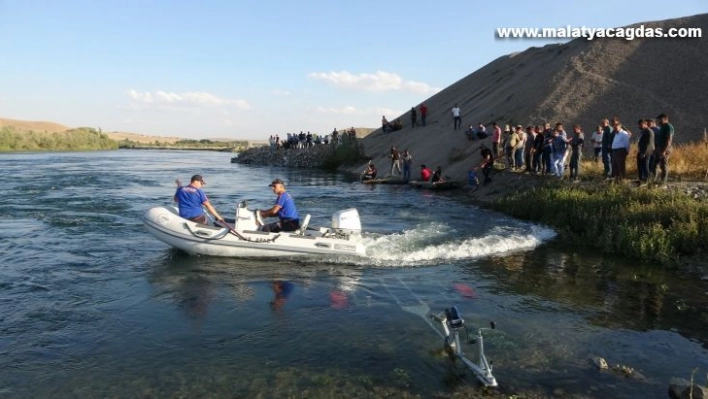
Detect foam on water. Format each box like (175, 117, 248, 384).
(361, 223, 556, 266)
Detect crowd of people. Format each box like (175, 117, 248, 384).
(377, 108, 675, 188)
(472, 113, 674, 186)
(268, 127, 357, 151)
(362, 146, 449, 185)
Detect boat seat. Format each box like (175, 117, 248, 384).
(295, 214, 311, 235)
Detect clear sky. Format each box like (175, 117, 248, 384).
(0, 0, 705, 139)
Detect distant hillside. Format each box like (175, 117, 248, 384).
(350, 13, 708, 182)
(0, 117, 68, 133)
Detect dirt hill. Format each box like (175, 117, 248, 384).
(0, 117, 68, 133)
(348, 13, 708, 183)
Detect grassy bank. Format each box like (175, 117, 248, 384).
(489, 140, 708, 266)
(118, 138, 248, 151)
(323, 136, 366, 170)
(0, 126, 118, 151)
(491, 183, 708, 266)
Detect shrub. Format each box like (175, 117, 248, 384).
(492, 184, 708, 265)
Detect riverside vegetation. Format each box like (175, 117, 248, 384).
(0, 125, 249, 152)
(118, 138, 248, 151)
(0, 126, 118, 151)
(491, 140, 708, 266)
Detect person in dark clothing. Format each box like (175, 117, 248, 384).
(410, 107, 418, 128)
(431, 166, 445, 183)
(652, 113, 674, 185)
(600, 118, 614, 178)
(636, 119, 655, 184)
(362, 163, 377, 181)
(476, 144, 493, 184)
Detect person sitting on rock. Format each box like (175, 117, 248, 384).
(393, 119, 403, 131)
(362, 163, 377, 181)
(420, 164, 432, 182)
(431, 166, 446, 184)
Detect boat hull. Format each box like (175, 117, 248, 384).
(143, 207, 366, 257)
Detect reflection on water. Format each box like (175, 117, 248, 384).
(270, 280, 294, 310)
(0, 150, 707, 398)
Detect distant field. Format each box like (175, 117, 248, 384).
(106, 131, 183, 144)
(0, 117, 68, 133)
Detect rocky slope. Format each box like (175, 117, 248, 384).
(348, 13, 708, 184)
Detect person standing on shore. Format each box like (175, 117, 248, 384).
(653, 113, 674, 186)
(390, 146, 402, 176)
(551, 126, 568, 178)
(451, 103, 461, 130)
(505, 126, 519, 170)
(514, 125, 526, 170)
(491, 122, 502, 159)
(524, 126, 535, 172)
(591, 125, 603, 162)
(410, 107, 418, 128)
(568, 125, 585, 181)
(402, 149, 413, 181)
(610, 121, 630, 182)
(648, 119, 661, 178)
(476, 144, 494, 184)
(636, 119, 655, 184)
(174, 175, 225, 225)
(600, 118, 613, 178)
(532, 125, 545, 174)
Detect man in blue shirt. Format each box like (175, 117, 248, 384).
(259, 179, 300, 233)
(174, 175, 224, 225)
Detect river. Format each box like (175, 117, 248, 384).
(1, 149, 707, 398)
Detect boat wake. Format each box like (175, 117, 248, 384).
(361, 222, 556, 266)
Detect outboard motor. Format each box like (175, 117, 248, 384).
(331, 208, 362, 236)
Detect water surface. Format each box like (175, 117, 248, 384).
(1, 150, 707, 398)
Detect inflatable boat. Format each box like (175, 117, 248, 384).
(143, 202, 367, 257)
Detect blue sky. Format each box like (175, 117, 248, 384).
(0, 0, 705, 139)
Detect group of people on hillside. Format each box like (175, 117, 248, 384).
(382, 104, 429, 133)
(361, 146, 446, 185)
(472, 113, 674, 186)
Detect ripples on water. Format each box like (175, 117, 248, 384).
(0, 150, 707, 398)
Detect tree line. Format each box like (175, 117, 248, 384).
(0, 126, 119, 151)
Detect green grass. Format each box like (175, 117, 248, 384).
(0, 126, 118, 151)
(322, 137, 366, 170)
(492, 183, 708, 265)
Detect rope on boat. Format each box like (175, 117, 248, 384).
(184, 221, 281, 243)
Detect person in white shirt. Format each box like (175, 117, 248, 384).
(591, 125, 603, 162)
(451, 104, 461, 130)
(610, 122, 631, 181)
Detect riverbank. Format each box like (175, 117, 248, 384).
(454, 169, 708, 270)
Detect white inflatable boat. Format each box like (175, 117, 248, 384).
(143, 201, 367, 257)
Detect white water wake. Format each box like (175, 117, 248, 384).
(361, 223, 556, 265)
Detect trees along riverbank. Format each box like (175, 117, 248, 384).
(0, 126, 248, 152)
(0, 126, 118, 151)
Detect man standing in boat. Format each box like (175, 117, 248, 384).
(259, 179, 300, 233)
(174, 175, 225, 225)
